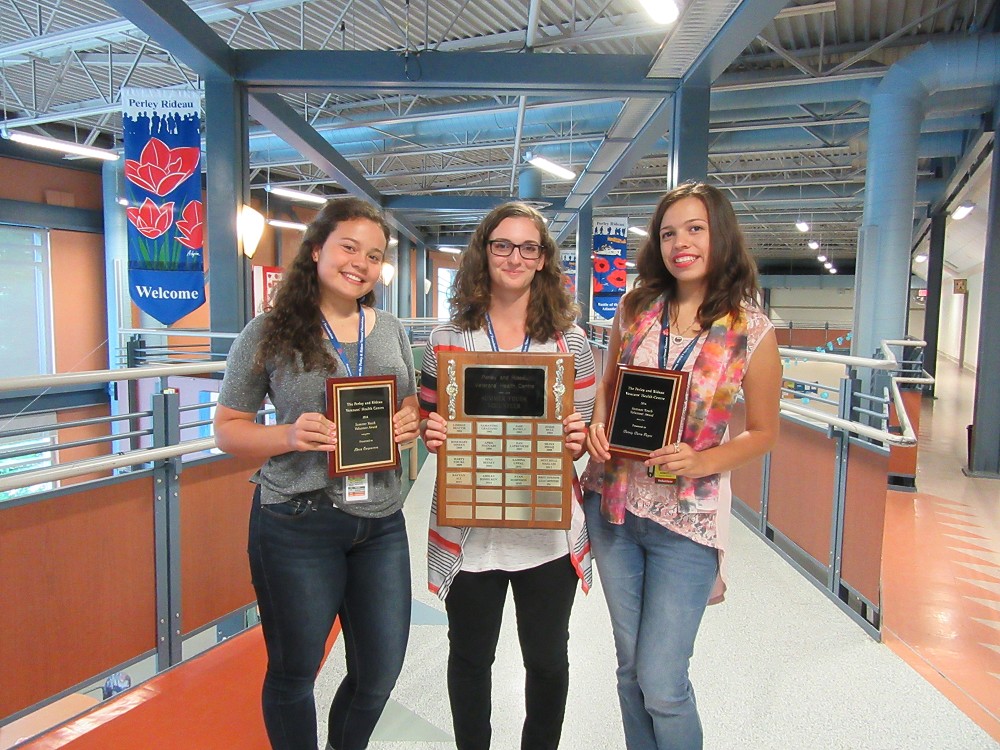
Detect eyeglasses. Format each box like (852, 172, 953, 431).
(487, 239, 543, 260)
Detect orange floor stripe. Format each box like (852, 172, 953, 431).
(18, 623, 340, 750)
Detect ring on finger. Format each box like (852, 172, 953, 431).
(673, 441, 681, 454)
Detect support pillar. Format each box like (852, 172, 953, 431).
(397, 235, 412, 320)
(576, 202, 593, 325)
(414, 241, 428, 318)
(669, 83, 710, 187)
(922, 212, 946, 397)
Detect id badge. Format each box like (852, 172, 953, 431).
(648, 464, 678, 485)
(344, 474, 370, 503)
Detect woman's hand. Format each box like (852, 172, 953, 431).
(562, 412, 587, 459)
(645, 441, 715, 479)
(586, 421, 612, 462)
(285, 412, 336, 452)
(393, 400, 421, 444)
(421, 411, 448, 454)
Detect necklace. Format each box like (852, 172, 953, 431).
(669, 309, 701, 345)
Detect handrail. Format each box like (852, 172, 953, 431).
(0, 437, 218, 493)
(0, 361, 226, 393)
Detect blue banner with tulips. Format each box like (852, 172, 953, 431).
(592, 218, 628, 320)
(122, 88, 204, 325)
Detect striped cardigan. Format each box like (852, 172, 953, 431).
(418, 322, 597, 599)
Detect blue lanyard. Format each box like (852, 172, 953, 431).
(321, 305, 365, 377)
(485, 313, 530, 353)
(658, 308, 703, 371)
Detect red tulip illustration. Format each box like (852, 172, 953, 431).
(607, 268, 628, 288)
(125, 138, 201, 196)
(593, 257, 611, 273)
(127, 198, 175, 239)
(176, 200, 204, 250)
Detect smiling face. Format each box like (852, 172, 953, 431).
(659, 196, 712, 291)
(486, 216, 546, 297)
(311, 218, 387, 304)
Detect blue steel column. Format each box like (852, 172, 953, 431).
(576, 202, 594, 324)
(669, 82, 710, 187)
(968, 108, 1000, 477)
(922, 212, 946, 398)
(414, 241, 428, 317)
(397, 235, 412, 320)
(205, 77, 250, 356)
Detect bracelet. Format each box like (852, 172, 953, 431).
(591, 422, 604, 429)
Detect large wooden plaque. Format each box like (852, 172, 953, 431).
(436, 351, 575, 529)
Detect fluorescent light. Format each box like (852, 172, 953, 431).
(628, 226, 649, 237)
(438, 246, 462, 254)
(807, 240, 820, 250)
(951, 201, 975, 220)
(795, 220, 810, 232)
(528, 155, 575, 181)
(265, 185, 329, 205)
(816, 254, 827, 262)
(267, 219, 308, 232)
(829, 267, 838, 274)
(823, 261, 832, 269)
(914, 253, 928, 263)
(3, 130, 119, 161)
(638, 0, 680, 24)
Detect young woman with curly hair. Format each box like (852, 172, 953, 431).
(214, 197, 420, 750)
(418, 202, 597, 749)
(583, 182, 782, 750)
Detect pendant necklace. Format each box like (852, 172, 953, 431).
(670, 308, 700, 345)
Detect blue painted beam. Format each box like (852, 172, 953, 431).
(248, 92, 422, 244)
(0, 198, 102, 233)
(104, 0, 235, 79)
(384, 195, 566, 212)
(237, 51, 677, 97)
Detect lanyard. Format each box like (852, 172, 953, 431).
(320, 305, 365, 377)
(485, 312, 530, 353)
(658, 307, 703, 371)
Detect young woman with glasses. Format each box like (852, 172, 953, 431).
(418, 202, 597, 750)
(583, 183, 781, 750)
(214, 197, 420, 750)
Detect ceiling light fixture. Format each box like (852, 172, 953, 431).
(239, 205, 266, 259)
(628, 226, 649, 237)
(914, 253, 928, 263)
(807, 240, 820, 250)
(829, 267, 838, 274)
(795, 220, 810, 233)
(823, 261, 833, 269)
(264, 185, 329, 205)
(637, 0, 680, 24)
(389, 237, 399, 246)
(267, 219, 308, 232)
(438, 246, 462, 254)
(951, 201, 976, 220)
(817, 254, 827, 262)
(2, 129, 119, 161)
(380, 262, 395, 285)
(526, 153, 576, 181)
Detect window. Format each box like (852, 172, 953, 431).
(0, 414, 56, 502)
(436, 267, 457, 320)
(0, 225, 53, 378)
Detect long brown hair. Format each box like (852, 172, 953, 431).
(255, 197, 390, 373)
(621, 182, 759, 328)
(450, 202, 578, 340)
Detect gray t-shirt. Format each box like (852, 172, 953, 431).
(219, 310, 417, 517)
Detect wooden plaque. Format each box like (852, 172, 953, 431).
(326, 375, 399, 477)
(606, 364, 688, 460)
(436, 351, 574, 529)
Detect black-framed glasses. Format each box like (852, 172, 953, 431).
(487, 239, 543, 260)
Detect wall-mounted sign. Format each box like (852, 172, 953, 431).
(953, 278, 968, 295)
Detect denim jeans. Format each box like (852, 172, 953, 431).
(584, 491, 719, 750)
(444, 555, 578, 750)
(248, 487, 411, 750)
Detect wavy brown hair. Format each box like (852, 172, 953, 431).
(450, 202, 578, 340)
(255, 197, 390, 373)
(621, 182, 759, 328)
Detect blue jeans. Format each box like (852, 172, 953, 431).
(248, 487, 411, 750)
(584, 491, 719, 750)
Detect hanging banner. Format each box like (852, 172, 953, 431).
(560, 250, 577, 298)
(592, 218, 628, 320)
(122, 88, 204, 325)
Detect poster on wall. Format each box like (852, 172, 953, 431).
(253, 265, 284, 316)
(592, 218, 628, 320)
(560, 250, 577, 297)
(122, 87, 204, 326)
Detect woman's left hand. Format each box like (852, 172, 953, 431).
(644, 441, 715, 479)
(562, 412, 587, 459)
(393, 401, 421, 444)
